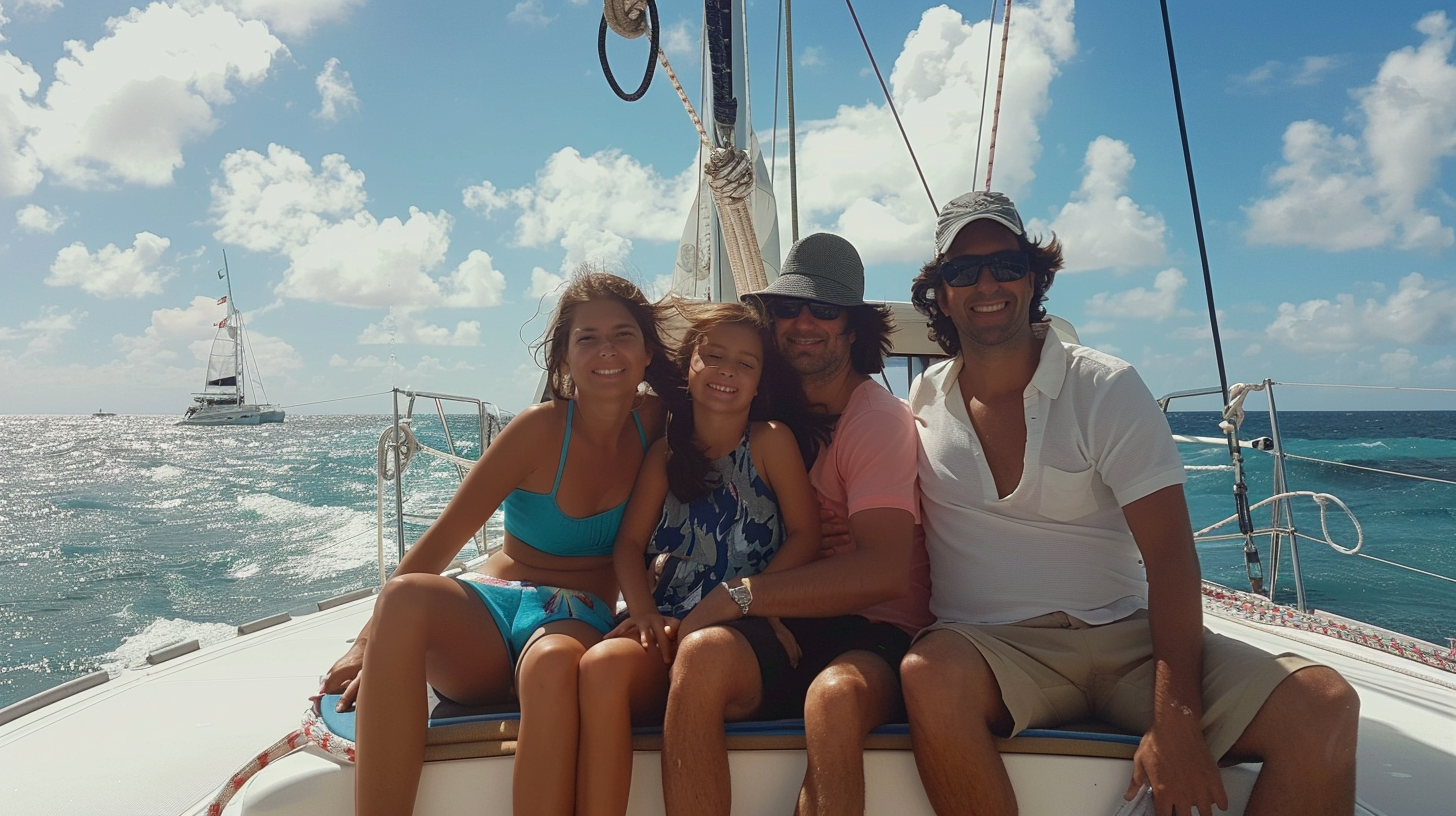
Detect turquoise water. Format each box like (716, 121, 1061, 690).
(2, 410, 1453, 710)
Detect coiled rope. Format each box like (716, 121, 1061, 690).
(599, 0, 659, 101)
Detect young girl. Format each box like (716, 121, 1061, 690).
(574, 301, 826, 816)
(320, 271, 683, 816)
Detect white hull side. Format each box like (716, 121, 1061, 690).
(227, 745, 1260, 816)
(2, 591, 1450, 816)
(180, 405, 285, 426)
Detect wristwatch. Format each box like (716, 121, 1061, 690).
(724, 578, 753, 617)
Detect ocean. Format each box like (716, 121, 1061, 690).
(2, 410, 1454, 710)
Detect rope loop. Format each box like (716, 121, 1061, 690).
(598, 0, 659, 102)
(1219, 381, 1264, 437)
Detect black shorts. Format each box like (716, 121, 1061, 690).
(725, 615, 912, 720)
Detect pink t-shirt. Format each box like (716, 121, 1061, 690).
(810, 380, 933, 635)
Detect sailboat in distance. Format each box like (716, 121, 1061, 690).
(180, 252, 284, 426)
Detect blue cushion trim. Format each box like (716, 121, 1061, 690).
(318, 694, 1141, 747)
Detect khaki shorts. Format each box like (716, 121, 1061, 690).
(925, 610, 1318, 759)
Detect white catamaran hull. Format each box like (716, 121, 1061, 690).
(180, 404, 286, 426)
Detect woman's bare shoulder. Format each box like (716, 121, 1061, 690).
(492, 400, 566, 449)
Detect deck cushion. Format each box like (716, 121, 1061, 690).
(316, 694, 1139, 760)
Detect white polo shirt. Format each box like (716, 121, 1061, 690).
(908, 336, 1185, 625)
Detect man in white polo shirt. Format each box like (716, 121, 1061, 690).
(900, 190, 1360, 816)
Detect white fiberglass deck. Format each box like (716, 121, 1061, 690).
(0, 592, 1451, 815)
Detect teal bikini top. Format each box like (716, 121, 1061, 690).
(500, 402, 647, 558)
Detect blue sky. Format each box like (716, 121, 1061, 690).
(2, 0, 1453, 415)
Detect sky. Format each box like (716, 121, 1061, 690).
(1, 0, 1454, 415)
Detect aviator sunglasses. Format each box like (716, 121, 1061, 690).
(766, 297, 844, 321)
(939, 250, 1031, 288)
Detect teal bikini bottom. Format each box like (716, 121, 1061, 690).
(454, 573, 616, 664)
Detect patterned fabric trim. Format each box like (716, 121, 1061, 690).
(1202, 581, 1456, 675)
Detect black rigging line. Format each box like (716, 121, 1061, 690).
(1159, 0, 1229, 403)
(598, 0, 660, 102)
(844, 0, 936, 214)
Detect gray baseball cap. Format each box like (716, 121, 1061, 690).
(934, 190, 1025, 257)
(744, 232, 866, 306)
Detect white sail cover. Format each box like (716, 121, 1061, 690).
(670, 133, 781, 301)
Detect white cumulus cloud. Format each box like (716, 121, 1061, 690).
(1037, 136, 1166, 272)
(1084, 268, 1187, 323)
(1265, 273, 1456, 353)
(23, 3, 286, 189)
(780, 0, 1076, 263)
(15, 202, 62, 232)
(221, 0, 363, 39)
(113, 294, 302, 380)
(508, 0, 552, 26)
(0, 50, 43, 195)
(313, 57, 359, 121)
(212, 144, 508, 310)
(1246, 11, 1456, 252)
(0, 306, 84, 355)
(46, 231, 171, 299)
(358, 307, 483, 346)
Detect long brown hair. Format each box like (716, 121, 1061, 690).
(662, 300, 832, 503)
(533, 268, 681, 402)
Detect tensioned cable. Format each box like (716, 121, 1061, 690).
(786, 0, 800, 240)
(844, 0, 936, 214)
(280, 391, 392, 410)
(983, 0, 1012, 191)
(1272, 381, 1456, 394)
(972, 0, 998, 184)
(770, 0, 783, 185)
(1159, 0, 1230, 404)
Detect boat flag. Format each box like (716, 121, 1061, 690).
(216, 317, 229, 328)
(217, 296, 228, 305)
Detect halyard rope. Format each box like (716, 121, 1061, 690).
(647, 18, 768, 295)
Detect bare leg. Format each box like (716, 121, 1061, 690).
(901, 630, 1017, 816)
(661, 626, 765, 816)
(355, 574, 513, 816)
(577, 638, 671, 816)
(797, 650, 900, 816)
(1226, 666, 1359, 816)
(512, 620, 604, 816)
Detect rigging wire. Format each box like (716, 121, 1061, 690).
(983, 0, 1013, 191)
(843, 0, 936, 214)
(769, 0, 783, 186)
(972, 0, 998, 185)
(786, 0, 800, 240)
(1159, 0, 1230, 403)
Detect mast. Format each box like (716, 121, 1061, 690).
(705, 0, 779, 302)
(220, 250, 243, 405)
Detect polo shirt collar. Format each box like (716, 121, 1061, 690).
(929, 333, 1070, 400)
(1030, 333, 1069, 400)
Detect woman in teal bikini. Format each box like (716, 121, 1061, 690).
(574, 301, 827, 815)
(320, 272, 683, 816)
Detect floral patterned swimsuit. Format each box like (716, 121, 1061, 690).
(648, 430, 785, 619)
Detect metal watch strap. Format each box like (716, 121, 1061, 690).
(724, 579, 752, 616)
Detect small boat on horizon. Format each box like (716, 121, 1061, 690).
(181, 253, 284, 427)
(91, 409, 115, 417)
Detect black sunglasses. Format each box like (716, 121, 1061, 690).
(766, 298, 844, 321)
(939, 250, 1031, 288)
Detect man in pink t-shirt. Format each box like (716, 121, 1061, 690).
(661, 233, 932, 816)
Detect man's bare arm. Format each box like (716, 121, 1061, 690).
(1122, 484, 1228, 816)
(678, 507, 913, 636)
